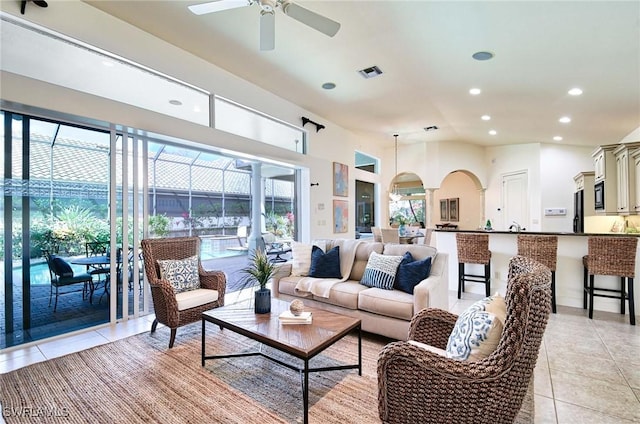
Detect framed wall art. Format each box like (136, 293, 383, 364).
(439, 199, 449, 221)
(333, 200, 348, 233)
(333, 162, 348, 197)
(448, 198, 459, 222)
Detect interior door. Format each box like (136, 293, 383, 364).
(501, 171, 529, 230)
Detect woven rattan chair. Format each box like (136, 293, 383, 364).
(583, 236, 638, 325)
(378, 255, 552, 424)
(517, 234, 558, 313)
(141, 236, 227, 348)
(456, 233, 491, 298)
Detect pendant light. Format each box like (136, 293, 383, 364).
(389, 134, 402, 202)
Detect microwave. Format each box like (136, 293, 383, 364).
(594, 180, 605, 210)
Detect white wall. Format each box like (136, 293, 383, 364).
(540, 144, 594, 232)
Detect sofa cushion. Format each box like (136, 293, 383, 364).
(277, 276, 314, 298)
(395, 253, 433, 294)
(446, 293, 507, 361)
(157, 255, 200, 293)
(383, 243, 437, 261)
(309, 245, 342, 278)
(175, 288, 218, 311)
(349, 242, 384, 281)
(358, 287, 414, 320)
(360, 251, 403, 290)
(313, 281, 367, 310)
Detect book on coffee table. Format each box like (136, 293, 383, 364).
(279, 310, 312, 325)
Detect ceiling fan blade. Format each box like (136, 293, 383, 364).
(260, 11, 275, 51)
(282, 2, 340, 37)
(188, 0, 252, 15)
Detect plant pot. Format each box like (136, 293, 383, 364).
(254, 288, 271, 314)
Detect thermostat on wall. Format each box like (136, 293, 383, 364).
(544, 208, 567, 216)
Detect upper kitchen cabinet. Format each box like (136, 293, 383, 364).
(614, 142, 640, 215)
(631, 147, 640, 214)
(613, 143, 640, 215)
(592, 144, 618, 214)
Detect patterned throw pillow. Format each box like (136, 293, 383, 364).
(360, 251, 404, 290)
(394, 252, 432, 294)
(157, 255, 200, 293)
(446, 294, 507, 361)
(308, 246, 342, 278)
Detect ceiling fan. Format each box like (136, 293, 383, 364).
(188, 0, 341, 51)
(20, 0, 48, 15)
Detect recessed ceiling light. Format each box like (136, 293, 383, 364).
(469, 88, 481, 95)
(322, 82, 336, 90)
(489, 130, 497, 135)
(553, 136, 563, 141)
(568, 88, 583, 96)
(481, 115, 491, 121)
(472, 51, 494, 61)
(169, 99, 182, 106)
(559, 116, 571, 123)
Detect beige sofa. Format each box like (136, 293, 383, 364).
(271, 240, 449, 340)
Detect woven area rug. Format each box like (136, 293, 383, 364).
(0, 323, 389, 423)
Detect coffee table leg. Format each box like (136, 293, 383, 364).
(201, 318, 205, 367)
(358, 325, 362, 376)
(303, 358, 309, 424)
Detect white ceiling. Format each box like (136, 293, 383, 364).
(19, 1, 640, 148)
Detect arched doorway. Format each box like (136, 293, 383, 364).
(389, 172, 426, 227)
(435, 170, 484, 230)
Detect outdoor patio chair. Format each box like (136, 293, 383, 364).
(141, 236, 227, 348)
(378, 255, 552, 423)
(43, 250, 94, 312)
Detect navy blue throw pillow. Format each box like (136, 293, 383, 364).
(51, 256, 74, 277)
(395, 254, 432, 294)
(308, 245, 342, 278)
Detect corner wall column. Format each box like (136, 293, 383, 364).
(248, 162, 265, 254)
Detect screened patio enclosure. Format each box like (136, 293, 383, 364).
(1, 110, 296, 349)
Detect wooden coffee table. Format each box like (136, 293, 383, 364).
(201, 298, 362, 424)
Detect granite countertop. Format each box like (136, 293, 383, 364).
(433, 229, 640, 237)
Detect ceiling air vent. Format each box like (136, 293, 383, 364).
(424, 126, 439, 132)
(358, 65, 383, 79)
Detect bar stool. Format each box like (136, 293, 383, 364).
(583, 236, 638, 325)
(517, 234, 558, 313)
(456, 233, 491, 298)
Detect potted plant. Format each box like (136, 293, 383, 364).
(240, 248, 277, 313)
(394, 213, 410, 237)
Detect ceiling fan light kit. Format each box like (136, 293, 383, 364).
(189, 0, 340, 51)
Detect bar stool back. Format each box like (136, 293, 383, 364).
(517, 234, 558, 313)
(456, 233, 491, 298)
(583, 236, 638, 325)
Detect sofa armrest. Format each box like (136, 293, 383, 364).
(413, 252, 449, 312)
(270, 262, 292, 294)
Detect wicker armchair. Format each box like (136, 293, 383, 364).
(378, 255, 552, 424)
(141, 237, 226, 348)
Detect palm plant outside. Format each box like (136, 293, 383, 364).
(240, 248, 277, 290)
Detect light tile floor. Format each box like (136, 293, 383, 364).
(1, 291, 639, 423)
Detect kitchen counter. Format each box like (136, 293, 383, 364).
(434, 230, 639, 317)
(434, 229, 640, 237)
